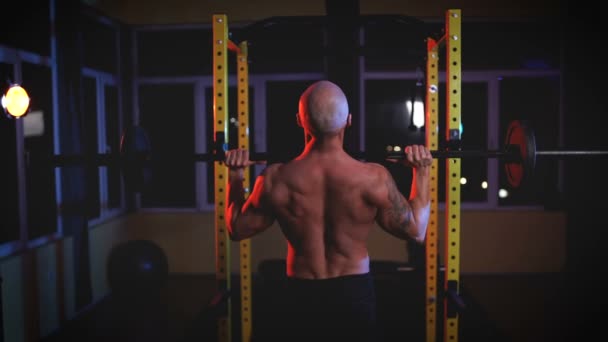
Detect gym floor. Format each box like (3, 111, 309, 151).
(170, 270, 567, 342)
(42, 262, 567, 342)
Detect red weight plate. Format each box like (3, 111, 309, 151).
(504, 120, 536, 188)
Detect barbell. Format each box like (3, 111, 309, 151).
(40, 120, 607, 191)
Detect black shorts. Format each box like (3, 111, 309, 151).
(270, 273, 378, 342)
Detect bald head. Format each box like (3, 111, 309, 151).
(298, 80, 350, 136)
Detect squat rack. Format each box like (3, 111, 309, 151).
(425, 9, 463, 342)
(212, 14, 252, 342)
(212, 9, 463, 342)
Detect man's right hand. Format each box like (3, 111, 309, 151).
(225, 149, 253, 182)
(402, 145, 433, 169)
(225, 149, 267, 182)
(225, 149, 252, 169)
(385, 145, 433, 169)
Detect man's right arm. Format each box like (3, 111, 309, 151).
(372, 163, 431, 244)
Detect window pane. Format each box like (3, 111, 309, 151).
(266, 81, 309, 161)
(365, 80, 488, 202)
(139, 84, 195, 208)
(0, 62, 20, 244)
(437, 82, 488, 203)
(104, 84, 121, 209)
(365, 79, 421, 197)
(498, 76, 560, 206)
(204, 86, 255, 204)
(22, 63, 57, 239)
(83, 77, 100, 219)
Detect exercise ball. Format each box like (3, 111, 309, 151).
(107, 239, 169, 296)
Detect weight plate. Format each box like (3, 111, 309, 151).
(504, 120, 536, 188)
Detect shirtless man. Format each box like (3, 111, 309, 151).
(225, 80, 432, 341)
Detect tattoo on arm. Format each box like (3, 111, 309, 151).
(386, 176, 413, 235)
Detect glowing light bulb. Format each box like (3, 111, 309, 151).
(498, 189, 509, 198)
(2, 85, 30, 118)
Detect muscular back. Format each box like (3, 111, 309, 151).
(227, 81, 430, 279)
(263, 149, 390, 279)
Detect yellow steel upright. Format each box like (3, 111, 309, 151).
(237, 41, 253, 342)
(425, 37, 440, 342)
(444, 9, 462, 342)
(212, 14, 231, 342)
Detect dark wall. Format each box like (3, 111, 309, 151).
(0, 0, 50, 56)
(559, 1, 608, 340)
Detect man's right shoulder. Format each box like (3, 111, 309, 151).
(362, 162, 390, 178)
(346, 161, 390, 188)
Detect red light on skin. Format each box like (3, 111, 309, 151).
(2, 84, 30, 118)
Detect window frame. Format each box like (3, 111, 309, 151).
(81, 67, 126, 227)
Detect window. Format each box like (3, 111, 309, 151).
(365, 78, 489, 202)
(138, 83, 196, 208)
(365, 78, 421, 196)
(265, 81, 309, 162)
(0, 7, 127, 255)
(72, 12, 126, 226)
(204, 85, 255, 204)
(1, 45, 64, 252)
(437, 82, 488, 203)
(79, 71, 125, 224)
(104, 84, 122, 209)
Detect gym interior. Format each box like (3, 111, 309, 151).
(1, 0, 607, 341)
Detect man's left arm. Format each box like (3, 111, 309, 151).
(225, 150, 276, 241)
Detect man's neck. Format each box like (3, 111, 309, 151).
(301, 132, 345, 156)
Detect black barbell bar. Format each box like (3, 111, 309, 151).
(42, 120, 608, 190)
(47, 150, 514, 166)
(535, 151, 608, 156)
(47, 149, 608, 166)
